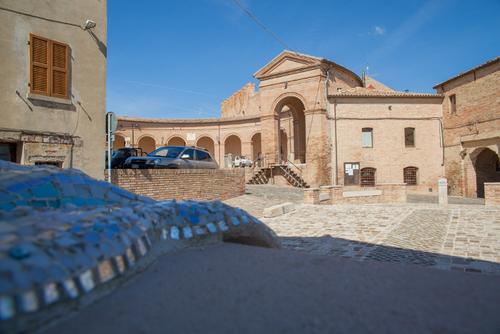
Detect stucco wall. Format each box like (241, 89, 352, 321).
(0, 0, 107, 179)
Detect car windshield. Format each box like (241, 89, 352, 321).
(148, 146, 184, 158)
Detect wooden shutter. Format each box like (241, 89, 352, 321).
(51, 41, 68, 98)
(30, 34, 50, 95)
(30, 34, 69, 98)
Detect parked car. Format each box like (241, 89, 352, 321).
(123, 146, 218, 169)
(233, 155, 253, 167)
(107, 148, 145, 169)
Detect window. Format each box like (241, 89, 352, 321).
(362, 128, 373, 148)
(449, 94, 456, 114)
(30, 34, 69, 99)
(360, 167, 376, 186)
(404, 127, 415, 147)
(35, 161, 62, 168)
(181, 149, 195, 160)
(0, 143, 17, 162)
(403, 167, 418, 185)
(196, 150, 211, 161)
(148, 147, 183, 158)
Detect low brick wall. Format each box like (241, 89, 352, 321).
(485, 183, 500, 206)
(305, 183, 407, 204)
(109, 169, 245, 201)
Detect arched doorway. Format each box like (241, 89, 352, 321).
(168, 136, 186, 146)
(274, 96, 306, 163)
(113, 134, 125, 150)
(473, 148, 500, 198)
(196, 136, 215, 157)
(138, 136, 156, 154)
(251, 133, 262, 165)
(224, 135, 242, 156)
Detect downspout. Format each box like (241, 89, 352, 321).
(333, 99, 338, 185)
(325, 68, 337, 185)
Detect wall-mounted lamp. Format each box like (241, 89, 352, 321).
(84, 19, 96, 30)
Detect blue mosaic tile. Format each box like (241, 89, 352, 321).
(0, 160, 278, 323)
(182, 226, 193, 239)
(170, 226, 180, 240)
(206, 223, 217, 234)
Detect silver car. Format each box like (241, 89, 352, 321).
(123, 146, 218, 169)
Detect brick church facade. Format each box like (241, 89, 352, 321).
(116, 51, 499, 197)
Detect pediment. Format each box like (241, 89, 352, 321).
(254, 51, 322, 79)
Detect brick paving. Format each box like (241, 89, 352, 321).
(225, 187, 500, 275)
(262, 204, 500, 274)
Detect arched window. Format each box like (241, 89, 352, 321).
(360, 167, 376, 186)
(403, 167, 418, 185)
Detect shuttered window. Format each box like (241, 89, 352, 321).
(30, 34, 69, 99)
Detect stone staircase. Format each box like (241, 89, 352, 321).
(248, 164, 309, 188)
(248, 168, 270, 185)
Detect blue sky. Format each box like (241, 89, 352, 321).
(107, 0, 500, 118)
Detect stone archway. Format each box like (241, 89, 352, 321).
(113, 134, 125, 150)
(167, 136, 186, 146)
(472, 148, 500, 198)
(196, 136, 215, 157)
(274, 95, 306, 163)
(224, 135, 242, 157)
(138, 136, 156, 154)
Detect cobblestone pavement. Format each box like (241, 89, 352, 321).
(259, 204, 500, 275)
(224, 185, 304, 218)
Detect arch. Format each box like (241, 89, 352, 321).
(113, 134, 125, 150)
(272, 94, 307, 163)
(472, 148, 500, 198)
(403, 166, 418, 185)
(271, 92, 308, 115)
(196, 136, 215, 157)
(137, 136, 156, 154)
(360, 167, 376, 187)
(167, 136, 186, 147)
(251, 132, 262, 164)
(224, 134, 242, 157)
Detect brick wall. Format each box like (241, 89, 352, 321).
(109, 169, 245, 201)
(305, 183, 407, 204)
(485, 183, 500, 206)
(436, 60, 500, 197)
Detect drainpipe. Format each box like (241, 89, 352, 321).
(325, 68, 337, 185)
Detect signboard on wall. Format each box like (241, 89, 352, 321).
(187, 133, 196, 141)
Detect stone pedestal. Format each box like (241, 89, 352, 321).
(304, 188, 320, 204)
(438, 178, 448, 206)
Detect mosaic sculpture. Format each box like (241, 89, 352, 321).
(0, 161, 279, 332)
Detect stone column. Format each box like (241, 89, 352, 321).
(241, 141, 252, 160)
(438, 178, 448, 206)
(261, 114, 279, 164)
(304, 109, 329, 186)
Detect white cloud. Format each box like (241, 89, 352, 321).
(374, 26, 385, 35)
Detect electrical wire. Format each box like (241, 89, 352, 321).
(230, 0, 289, 49)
